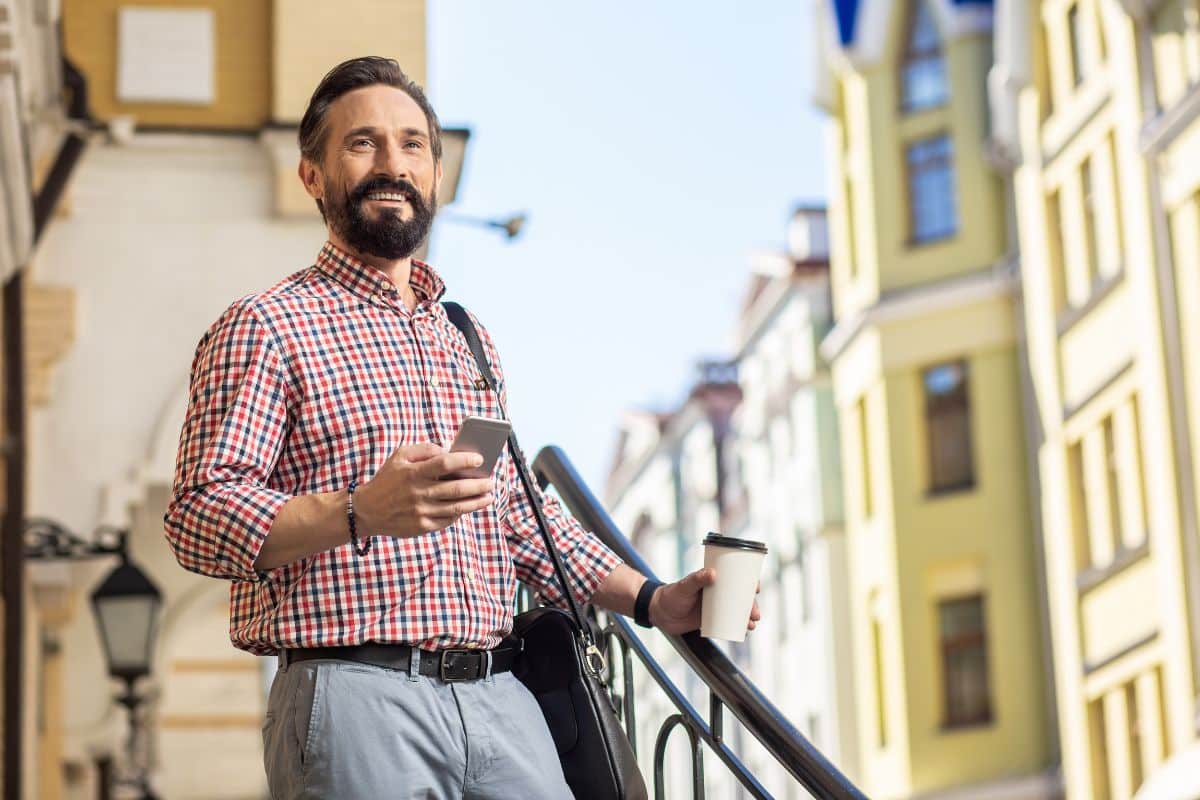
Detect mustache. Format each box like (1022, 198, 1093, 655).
(349, 177, 426, 210)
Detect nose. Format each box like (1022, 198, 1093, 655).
(374, 140, 408, 183)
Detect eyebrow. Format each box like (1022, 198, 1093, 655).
(343, 126, 429, 142)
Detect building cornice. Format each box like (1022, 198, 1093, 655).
(819, 259, 1018, 363)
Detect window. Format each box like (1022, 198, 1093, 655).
(1082, 155, 1101, 289)
(1126, 682, 1144, 790)
(938, 595, 993, 727)
(923, 361, 975, 492)
(1187, 0, 1200, 84)
(901, 0, 948, 111)
(1075, 399, 1151, 569)
(858, 396, 874, 518)
(1068, 4, 1086, 87)
(798, 538, 813, 623)
(871, 615, 888, 747)
(907, 135, 958, 243)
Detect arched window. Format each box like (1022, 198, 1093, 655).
(901, 0, 948, 111)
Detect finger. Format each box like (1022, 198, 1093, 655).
(416, 451, 484, 479)
(425, 493, 494, 520)
(396, 442, 445, 464)
(750, 601, 762, 621)
(755, 582, 761, 595)
(426, 477, 493, 500)
(687, 568, 716, 588)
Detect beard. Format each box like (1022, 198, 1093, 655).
(324, 175, 437, 260)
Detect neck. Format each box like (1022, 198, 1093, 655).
(328, 231, 419, 309)
(329, 231, 413, 285)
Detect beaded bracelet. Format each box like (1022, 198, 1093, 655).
(347, 480, 371, 556)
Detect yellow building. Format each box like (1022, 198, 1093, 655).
(813, 0, 1058, 796)
(989, 0, 1200, 795)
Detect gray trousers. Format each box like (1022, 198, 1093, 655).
(262, 657, 574, 799)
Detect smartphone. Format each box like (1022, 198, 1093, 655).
(445, 416, 511, 479)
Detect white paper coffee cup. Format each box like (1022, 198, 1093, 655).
(700, 533, 768, 642)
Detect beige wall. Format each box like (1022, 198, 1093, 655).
(63, 0, 273, 129)
(272, 0, 427, 122)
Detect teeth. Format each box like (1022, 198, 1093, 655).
(368, 192, 407, 202)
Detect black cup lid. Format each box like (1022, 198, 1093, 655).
(702, 533, 768, 554)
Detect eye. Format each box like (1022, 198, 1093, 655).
(351, 138, 375, 150)
(404, 140, 424, 150)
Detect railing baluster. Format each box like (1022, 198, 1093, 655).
(653, 714, 706, 800)
(710, 691, 723, 745)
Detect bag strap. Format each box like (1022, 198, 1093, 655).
(442, 301, 596, 643)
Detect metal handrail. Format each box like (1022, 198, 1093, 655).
(532, 445, 868, 800)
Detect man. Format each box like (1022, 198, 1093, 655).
(165, 56, 759, 799)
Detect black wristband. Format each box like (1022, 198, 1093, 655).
(346, 480, 371, 556)
(634, 579, 664, 629)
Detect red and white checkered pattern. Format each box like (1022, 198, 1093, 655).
(165, 241, 621, 655)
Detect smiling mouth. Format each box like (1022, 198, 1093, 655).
(365, 192, 409, 204)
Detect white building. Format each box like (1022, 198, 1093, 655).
(605, 207, 858, 798)
(7, 3, 441, 798)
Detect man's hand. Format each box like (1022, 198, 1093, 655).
(650, 568, 762, 636)
(354, 443, 494, 537)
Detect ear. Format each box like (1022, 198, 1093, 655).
(298, 157, 324, 202)
(434, 158, 444, 195)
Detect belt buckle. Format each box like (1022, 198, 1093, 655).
(439, 649, 476, 682)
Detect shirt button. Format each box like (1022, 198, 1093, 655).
(429, 376, 440, 388)
(466, 569, 476, 581)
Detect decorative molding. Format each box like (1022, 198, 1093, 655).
(23, 282, 76, 407)
(1076, 541, 1150, 595)
(1054, 269, 1125, 338)
(1140, 82, 1200, 155)
(1082, 630, 1159, 675)
(1061, 358, 1135, 422)
(819, 259, 1018, 362)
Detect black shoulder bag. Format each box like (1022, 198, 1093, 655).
(443, 301, 648, 800)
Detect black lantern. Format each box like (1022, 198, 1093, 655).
(90, 554, 163, 685)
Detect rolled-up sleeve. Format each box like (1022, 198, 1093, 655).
(164, 300, 293, 582)
(472, 313, 622, 608)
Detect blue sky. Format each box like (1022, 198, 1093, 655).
(427, 1, 829, 492)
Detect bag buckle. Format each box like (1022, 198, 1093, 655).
(584, 642, 607, 677)
(439, 649, 477, 682)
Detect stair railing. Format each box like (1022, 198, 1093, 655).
(530, 445, 868, 800)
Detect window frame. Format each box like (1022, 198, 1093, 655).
(922, 359, 976, 495)
(905, 133, 959, 245)
(937, 593, 994, 729)
(899, 0, 950, 112)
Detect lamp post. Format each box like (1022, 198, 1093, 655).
(24, 519, 163, 800)
(441, 210, 528, 240)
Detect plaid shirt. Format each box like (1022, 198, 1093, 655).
(165, 241, 622, 656)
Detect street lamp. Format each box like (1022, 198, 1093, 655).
(90, 553, 163, 686)
(24, 519, 162, 799)
(441, 210, 528, 240)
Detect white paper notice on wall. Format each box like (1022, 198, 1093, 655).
(117, 7, 215, 105)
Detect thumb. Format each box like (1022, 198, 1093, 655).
(395, 442, 445, 464)
(685, 568, 716, 591)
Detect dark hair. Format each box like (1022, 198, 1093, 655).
(298, 56, 443, 165)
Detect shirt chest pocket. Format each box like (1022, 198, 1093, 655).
(437, 346, 504, 423)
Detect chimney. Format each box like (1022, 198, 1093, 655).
(787, 205, 829, 262)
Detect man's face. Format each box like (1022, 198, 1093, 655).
(302, 84, 442, 260)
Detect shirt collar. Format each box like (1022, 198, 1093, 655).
(315, 240, 447, 305)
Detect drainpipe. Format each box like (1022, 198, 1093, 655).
(1134, 20, 1200, 729)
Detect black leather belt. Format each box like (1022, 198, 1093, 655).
(280, 641, 521, 682)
